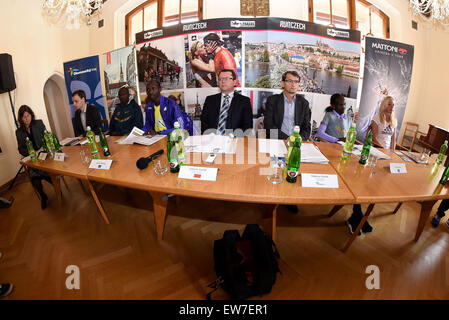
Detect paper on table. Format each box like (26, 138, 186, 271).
(301, 144, 329, 164)
(352, 144, 391, 160)
(178, 165, 218, 181)
(60, 137, 81, 146)
(301, 173, 339, 188)
(258, 139, 287, 157)
(184, 134, 237, 154)
(117, 127, 165, 146)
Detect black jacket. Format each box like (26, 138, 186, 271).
(264, 93, 311, 140)
(74, 104, 102, 136)
(15, 119, 46, 157)
(200, 92, 253, 135)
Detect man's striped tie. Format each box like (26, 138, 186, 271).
(217, 94, 230, 135)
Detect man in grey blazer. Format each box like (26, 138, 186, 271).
(264, 71, 311, 141)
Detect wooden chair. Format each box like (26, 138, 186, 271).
(398, 122, 424, 152)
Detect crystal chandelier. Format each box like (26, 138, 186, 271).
(410, 0, 449, 26)
(42, 0, 104, 29)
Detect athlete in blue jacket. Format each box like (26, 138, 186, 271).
(143, 80, 192, 135)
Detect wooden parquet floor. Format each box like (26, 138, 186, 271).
(0, 177, 449, 299)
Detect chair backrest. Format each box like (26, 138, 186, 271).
(400, 122, 419, 151)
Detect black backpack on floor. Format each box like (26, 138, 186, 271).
(207, 224, 280, 300)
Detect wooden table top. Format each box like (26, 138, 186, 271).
(86, 137, 355, 205)
(315, 141, 449, 203)
(20, 144, 91, 179)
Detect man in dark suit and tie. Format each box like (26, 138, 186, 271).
(201, 69, 253, 136)
(264, 70, 311, 141)
(72, 90, 102, 137)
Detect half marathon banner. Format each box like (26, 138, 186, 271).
(135, 17, 361, 133)
(356, 37, 414, 142)
(63, 55, 107, 133)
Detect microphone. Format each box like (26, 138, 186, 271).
(136, 149, 164, 170)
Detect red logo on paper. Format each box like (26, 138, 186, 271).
(194, 174, 201, 178)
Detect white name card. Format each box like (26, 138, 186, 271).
(89, 159, 113, 170)
(390, 163, 407, 174)
(38, 152, 47, 161)
(54, 153, 65, 162)
(301, 173, 339, 188)
(178, 166, 218, 181)
(22, 156, 31, 162)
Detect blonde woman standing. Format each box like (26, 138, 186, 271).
(371, 96, 397, 150)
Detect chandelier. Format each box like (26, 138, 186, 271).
(42, 0, 104, 29)
(410, 0, 449, 26)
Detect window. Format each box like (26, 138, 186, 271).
(126, 0, 203, 45)
(309, 0, 390, 38)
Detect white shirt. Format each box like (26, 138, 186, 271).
(220, 91, 234, 109)
(372, 114, 394, 149)
(80, 103, 87, 131)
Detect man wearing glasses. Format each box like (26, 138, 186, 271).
(264, 71, 311, 140)
(201, 69, 252, 136)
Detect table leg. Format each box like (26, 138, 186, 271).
(328, 205, 344, 218)
(415, 200, 437, 242)
(49, 173, 62, 206)
(261, 204, 278, 242)
(148, 191, 168, 241)
(86, 180, 110, 225)
(393, 202, 403, 214)
(342, 203, 375, 253)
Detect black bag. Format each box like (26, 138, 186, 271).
(207, 224, 280, 300)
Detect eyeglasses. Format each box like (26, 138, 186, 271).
(283, 79, 300, 84)
(218, 77, 234, 82)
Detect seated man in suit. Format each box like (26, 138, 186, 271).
(142, 79, 186, 135)
(201, 69, 252, 136)
(72, 90, 102, 136)
(109, 87, 143, 136)
(264, 70, 311, 141)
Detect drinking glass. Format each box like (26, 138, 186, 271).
(367, 154, 378, 168)
(154, 158, 168, 175)
(267, 157, 284, 184)
(80, 148, 91, 165)
(420, 148, 431, 164)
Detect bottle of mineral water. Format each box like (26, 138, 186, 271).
(44, 130, 55, 158)
(86, 126, 100, 159)
(286, 137, 301, 183)
(436, 140, 448, 165)
(26, 137, 37, 162)
(286, 125, 301, 165)
(341, 123, 356, 160)
(171, 121, 186, 165)
(359, 131, 372, 165)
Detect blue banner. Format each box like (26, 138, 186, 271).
(63, 55, 107, 133)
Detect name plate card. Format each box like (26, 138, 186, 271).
(54, 153, 65, 162)
(178, 166, 218, 181)
(390, 163, 407, 174)
(301, 173, 339, 188)
(38, 153, 47, 161)
(89, 159, 113, 170)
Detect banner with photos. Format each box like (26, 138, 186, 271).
(103, 45, 140, 117)
(356, 37, 414, 142)
(63, 55, 107, 132)
(135, 17, 361, 133)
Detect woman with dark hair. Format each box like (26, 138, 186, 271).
(15, 105, 52, 209)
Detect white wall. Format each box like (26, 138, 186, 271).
(0, 0, 90, 185)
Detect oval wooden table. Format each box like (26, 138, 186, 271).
(86, 137, 355, 241)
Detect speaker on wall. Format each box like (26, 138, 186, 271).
(0, 53, 16, 94)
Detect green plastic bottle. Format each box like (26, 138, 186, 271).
(359, 131, 372, 165)
(286, 125, 301, 165)
(167, 131, 179, 173)
(99, 128, 111, 157)
(171, 121, 186, 165)
(26, 137, 37, 162)
(436, 140, 448, 165)
(52, 133, 62, 153)
(44, 131, 55, 158)
(286, 137, 301, 183)
(41, 132, 49, 153)
(342, 123, 356, 160)
(86, 126, 100, 159)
